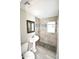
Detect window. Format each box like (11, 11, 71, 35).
(47, 21, 56, 33)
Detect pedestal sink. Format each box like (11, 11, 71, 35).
(29, 35, 39, 52)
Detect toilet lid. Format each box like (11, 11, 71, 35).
(24, 51, 35, 59)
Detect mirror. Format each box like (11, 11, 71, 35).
(27, 20, 35, 33)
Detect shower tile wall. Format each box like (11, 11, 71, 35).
(35, 16, 58, 47)
(35, 17, 40, 36)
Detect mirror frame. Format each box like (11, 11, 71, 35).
(26, 20, 35, 33)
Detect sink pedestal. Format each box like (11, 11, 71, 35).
(32, 42, 37, 52)
(29, 35, 39, 52)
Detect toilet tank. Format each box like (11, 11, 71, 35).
(21, 42, 28, 54)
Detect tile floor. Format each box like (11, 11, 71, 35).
(35, 45, 56, 59)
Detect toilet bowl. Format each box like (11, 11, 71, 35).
(23, 51, 35, 59)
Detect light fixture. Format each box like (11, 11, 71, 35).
(24, 1, 30, 5)
(24, 0, 32, 5)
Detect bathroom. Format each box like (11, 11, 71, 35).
(20, 0, 58, 59)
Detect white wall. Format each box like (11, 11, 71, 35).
(20, 8, 35, 44)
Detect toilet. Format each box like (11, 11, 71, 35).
(22, 42, 35, 59)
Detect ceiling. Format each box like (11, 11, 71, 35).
(21, 0, 59, 18)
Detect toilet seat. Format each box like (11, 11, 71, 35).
(23, 51, 35, 59)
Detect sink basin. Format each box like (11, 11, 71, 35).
(30, 35, 39, 43)
(29, 35, 39, 52)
